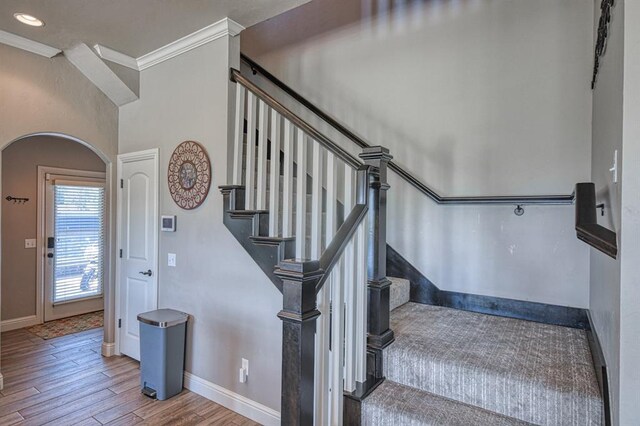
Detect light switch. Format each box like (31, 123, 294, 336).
(25, 239, 37, 249)
(168, 253, 176, 267)
(609, 150, 618, 183)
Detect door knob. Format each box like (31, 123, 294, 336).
(139, 269, 153, 277)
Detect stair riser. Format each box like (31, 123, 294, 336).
(389, 278, 410, 311)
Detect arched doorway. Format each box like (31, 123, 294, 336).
(0, 133, 115, 379)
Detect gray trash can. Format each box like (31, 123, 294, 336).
(137, 309, 189, 400)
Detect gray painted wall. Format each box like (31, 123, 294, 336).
(1, 136, 105, 321)
(618, 1, 640, 422)
(119, 36, 282, 412)
(0, 44, 118, 156)
(590, 1, 623, 423)
(0, 43, 118, 369)
(242, 0, 593, 307)
(590, 1, 640, 423)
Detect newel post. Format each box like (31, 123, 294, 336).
(359, 146, 394, 379)
(275, 259, 322, 426)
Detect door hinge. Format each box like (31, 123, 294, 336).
(119, 249, 123, 258)
(118, 319, 122, 328)
(120, 179, 124, 189)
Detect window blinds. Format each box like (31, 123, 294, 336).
(53, 184, 105, 303)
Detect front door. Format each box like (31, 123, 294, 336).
(44, 172, 106, 321)
(117, 150, 159, 360)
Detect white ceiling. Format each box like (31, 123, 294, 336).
(0, 0, 309, 57)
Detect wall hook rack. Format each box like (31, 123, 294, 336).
(5, 196, 29, 204)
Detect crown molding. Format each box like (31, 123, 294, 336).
(65, 43, 138, 106)
(137, 17, 244, 71)
(0, 30, 61, 58)
(94, 44, 139, 71)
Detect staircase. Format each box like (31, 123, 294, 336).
(365, 281, 603, 425)
(222, 60, 605, 425)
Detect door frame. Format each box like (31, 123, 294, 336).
(115, 149, 159, 356)
(37, 166, 107, 323)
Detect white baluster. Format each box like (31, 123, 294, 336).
(256, 100, 269, 210)
(330, 258, 345, 426)
(325, 153, 337, 248)
(295, 129, 307, 259)
(282, 120, 294, 238)
(244, 91, 257, 210)
(269, 111, 281, 237)
(232, 84, 245, 186)
(315, 286, 331, 426)
(355, 218, 368, 383)
(310, 141, 323, 259)
(343, 167, 357, 393)
(316, 152, 342, 424)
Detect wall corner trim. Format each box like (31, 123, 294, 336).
(0, 29, 61, 58)
(137, 17, 245, 71)
(101, 342, 116, 357)
(183, 372, 280, 426)
(94, 44, 140, 71)
(0, 315, 40, 332)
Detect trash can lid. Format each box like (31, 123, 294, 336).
(137, 309, 189, 328)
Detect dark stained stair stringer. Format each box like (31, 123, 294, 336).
(220, 185, 295, 293)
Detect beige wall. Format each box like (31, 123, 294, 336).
(1, 136, 105, 321)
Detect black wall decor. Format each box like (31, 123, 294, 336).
(592, 0, 615, 89)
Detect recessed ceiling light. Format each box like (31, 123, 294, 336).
(14, 13, 45, 27)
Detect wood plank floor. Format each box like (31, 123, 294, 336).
(0, 327, 260, 425)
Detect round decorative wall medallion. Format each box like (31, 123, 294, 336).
(168, 141, 211, 210)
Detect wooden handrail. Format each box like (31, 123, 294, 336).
(575, 183, 617, 258)
(240, 54, 575, 206)
(230, 68, 362, 170)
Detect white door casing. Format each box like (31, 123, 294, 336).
(116, 149, 159, 360)
(42, 170, 106, 322)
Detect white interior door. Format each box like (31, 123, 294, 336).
(44, 172, 106, 322)
(117, 150, 158, 360)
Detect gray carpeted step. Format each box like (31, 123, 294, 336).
(362, 379, 531, 426)
(389, 277, 410, 311)
(383, 303, 603, 425)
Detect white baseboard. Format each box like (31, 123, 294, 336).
(1, 315, 39, 332)
(102, 342, 116, 357)
(183, 372, 280, 426)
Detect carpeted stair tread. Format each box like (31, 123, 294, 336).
(389, 277, 410, 311)
(362, 379, 532, 426)
(384, 303, 603, 425)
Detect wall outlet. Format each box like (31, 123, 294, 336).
(168, 253, 176, 267)
(24, 239, 36, 249)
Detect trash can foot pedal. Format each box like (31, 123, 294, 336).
(142, 386, 157, 399)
